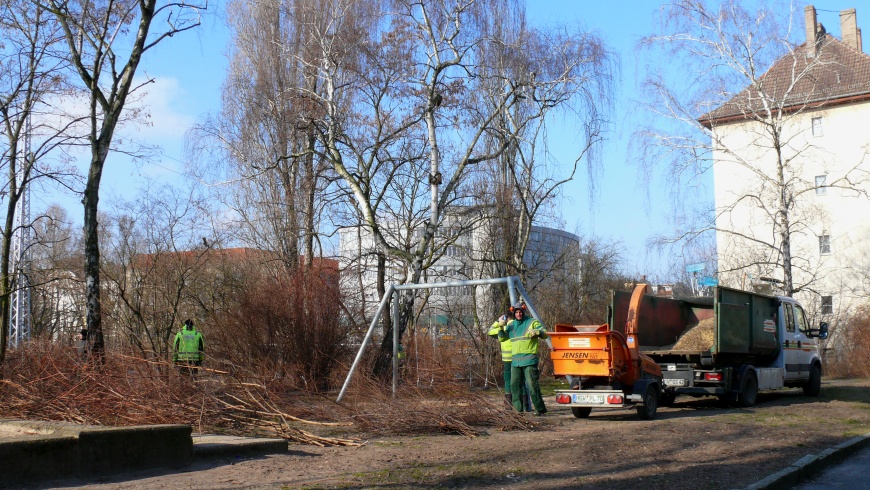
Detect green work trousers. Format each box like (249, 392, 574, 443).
(503, 361, 532, 410)
(510, 364, 546, 413)
(502, 361, 512, 394)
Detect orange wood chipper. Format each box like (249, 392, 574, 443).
(550, 284, 663, 419)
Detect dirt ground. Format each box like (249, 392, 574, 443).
(37, 377, 870, 490)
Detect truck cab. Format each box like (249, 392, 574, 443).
(777, 297, 827, 387)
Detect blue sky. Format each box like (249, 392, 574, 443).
(37, 1, 870, 278)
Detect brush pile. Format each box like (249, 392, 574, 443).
(0, 340, 533, 446)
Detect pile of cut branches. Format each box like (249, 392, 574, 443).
(0, 341, 358, 446)
(0, 340, 532, 445)
(342, 376, 536, 437)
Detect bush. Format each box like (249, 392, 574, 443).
(208, 266, 351, 392)
(824, 306, 870, 379)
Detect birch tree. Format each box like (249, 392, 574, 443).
(293, 0, 616, 374)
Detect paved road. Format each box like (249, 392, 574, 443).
(792, 444, 870, 489)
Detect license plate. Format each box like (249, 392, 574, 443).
(663, 378, 686, 387)
(572, 394, 605, 404)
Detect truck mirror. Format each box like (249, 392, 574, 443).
(818, 322, 829, 339)
(809, 322, 829, 339)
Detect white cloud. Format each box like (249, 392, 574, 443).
(125, 76, 197, 145)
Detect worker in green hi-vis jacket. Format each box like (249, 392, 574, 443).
(489, 312, 530, 410)
(497, 303, 548, 415)
(173, 319, 204, 374)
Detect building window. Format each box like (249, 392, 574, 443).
(821, 295, 833, 315)
(812, 117, 823, 136)
(819, 235, 831, 255)
(815, 175, 827, 195)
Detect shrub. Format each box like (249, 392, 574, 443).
(208, 266, 351, 392)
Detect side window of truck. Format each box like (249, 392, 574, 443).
(784, 304, 795, 333)
(793, 305, 809, 334)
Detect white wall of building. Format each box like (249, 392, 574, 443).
(712, 101, 870, 319)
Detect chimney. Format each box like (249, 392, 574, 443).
(840, 8, 861, 51)
(805, 5, 818, 56)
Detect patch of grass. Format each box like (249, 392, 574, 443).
(344, 461, 504, 487)
(538, 377, 565, 396)
(373, 440, 404, 447)
(820, 383, 870, 404)
(709, 411, 775, 425)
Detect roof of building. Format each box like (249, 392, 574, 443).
(132, 247, 338, 271)
(699, 33, 870, 127)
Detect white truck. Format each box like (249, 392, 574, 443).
(610, 285, 829, 407)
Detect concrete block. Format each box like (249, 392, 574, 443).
(77, 424, 192, 477)
(792, 453, 821, 479)
(193, 434, 288, 459)
(0, 435, 78, 485)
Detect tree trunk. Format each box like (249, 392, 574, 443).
(0, 170, 16, 367)
(83, 145, 108, 359)
(303, 129, 317, 267)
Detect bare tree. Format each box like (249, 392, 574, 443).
(101, 184, 218, 359)
(39, 0, 205, 358)
(298, 0, 617, 375)
(478, 11, 614, 289)
(29, 205, 83, 342)
(0, 0, 82, 364)
(188, 0, 334, 271)
(637, 0, 870, 297)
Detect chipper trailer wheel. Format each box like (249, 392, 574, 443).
(636, 385, 659, 420)
(571, 407, 592, 418)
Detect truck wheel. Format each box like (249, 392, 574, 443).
(737, 371, 758, 407)
(571, 407, 592, 418)
(803, 364, 821, 396)
(636, 386, 659, 420)
(659, 392, 676, 407)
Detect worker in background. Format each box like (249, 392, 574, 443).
(76, 329, 89, 360)
(173, 319, 204, 374)
(489, 313, 531, 410)
(497, 302, 548, 415)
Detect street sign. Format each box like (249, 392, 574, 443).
(699, 276, 719, 287)
(686, 263, 705, 273)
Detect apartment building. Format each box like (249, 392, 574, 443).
(701, 5, 870, 321)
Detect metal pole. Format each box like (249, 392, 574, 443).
(336, 285, 394, 402)
(338, 276, 528, 402)
(515, 281, 553, 349)
(393, 276, 515, 290)
(392, 290, 399, 398)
